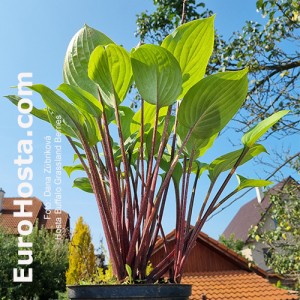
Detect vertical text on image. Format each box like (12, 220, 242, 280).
(13, 72, 34, 283)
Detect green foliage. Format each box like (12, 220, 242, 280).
(162, 16, 214, 98)
(249, 180, 300, 286)
(136, 0, 300, 138)
(208, 144, 267, 181)
(241, 110, 289, 147)
(88, 44, 132, 107)
(0, 226, 68, 300)
(219, 234, 245, 254)
(5, 14, 287, 284)
(66, 217, 96, 285)
(131, 44, 182, 107)
(63, 24, 114, 98)
(136, 0, 212, 44)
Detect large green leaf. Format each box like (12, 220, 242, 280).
(5, 95, 49, 122)
(73, 177, 93, 193)
(131, 44, 182, 108)
(88, 44, 132, 107)
(57, 83, 102, 117)
(63, 24, 114, 97)
(30, 85, 99, 146)
(30, 84, 84, 133)
(162, 16, 215, 99)
(208, 144, 267, 181)
(47, 109, 78, 139)
(236, 174, 273, 191)
(81, 110, 101, 146)
(178, 69, 248, 140)
(242, 110, 289, 147)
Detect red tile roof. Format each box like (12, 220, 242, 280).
(0, 197, 69, 234)
(182, 271, 299, 300)
(223, 177, 297, 242)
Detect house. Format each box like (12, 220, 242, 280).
(0, 190, 70, 238)
(223, 176, 299, 272)
(151, 230, 299, 300)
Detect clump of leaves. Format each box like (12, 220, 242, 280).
(6, 16, 288, 283)
(249, 178, 300, 288)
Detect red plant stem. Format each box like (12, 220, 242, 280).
(76, 128, 125, 280)
(178, 147, 250, 276)
(66, 137, 91, 180)
(198, 181, 215, 221)
(140, 99, 145, 200)
(147, 106, 172, 210)
(133, 107, 173, 272)
(113, 100, 134, 238)
(149, 178, 171, 254)
(97, 94, 125, 254)
(132, 157, 141, 219)
(97, 117, 124, 250)
(142, 181, 171, 277)
(174, 157, 187, 276)
(147, 249, 175, 282)
(174, 152, 194, 280)
(138, 123, 193, 251)
(145, 105, 160, 220)
(92, 146, 109, 200)
(126, 104, 160, 266)
(186, 165, 200, 232)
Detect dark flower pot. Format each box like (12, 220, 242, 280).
(67, 284, 192, 300)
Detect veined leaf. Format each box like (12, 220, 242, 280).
(57, 83, 102, 118)
(177, 125, 218, 158)
(63, 165, 85, 177)
(236, 174, 272, 191)
(73, 177, 93, 193)
(82, 110, 101, 146)
(47, 109, 78, 139)
(178, 69, 248, 140)
(162, 16, 215, 99)
(131, 44, 182, 108)
(63, 24, 114, 97)
(208, 144, 267, 181)
(88, 44, 132, 107)
(5, 95, 49, 122)
(242, 110, 289, 147)
(30, 84, 84, 133)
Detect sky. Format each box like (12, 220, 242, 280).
(0, 0, 299, 248)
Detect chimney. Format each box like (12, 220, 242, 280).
(0, 188, 5, 212)
(255, 187, 264, 204)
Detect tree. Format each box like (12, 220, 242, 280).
(249, 180, 300, 287)
(219, 234, 244, 255)
(136, 0, 300, 177)
(66, 216, 96, 285)
(0, 226, 68, 300)
(136, 0, 213, 44)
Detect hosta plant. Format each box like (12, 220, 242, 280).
(6, 16, 288, 283)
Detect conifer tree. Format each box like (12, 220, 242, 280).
(66, 216, 96, 284)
